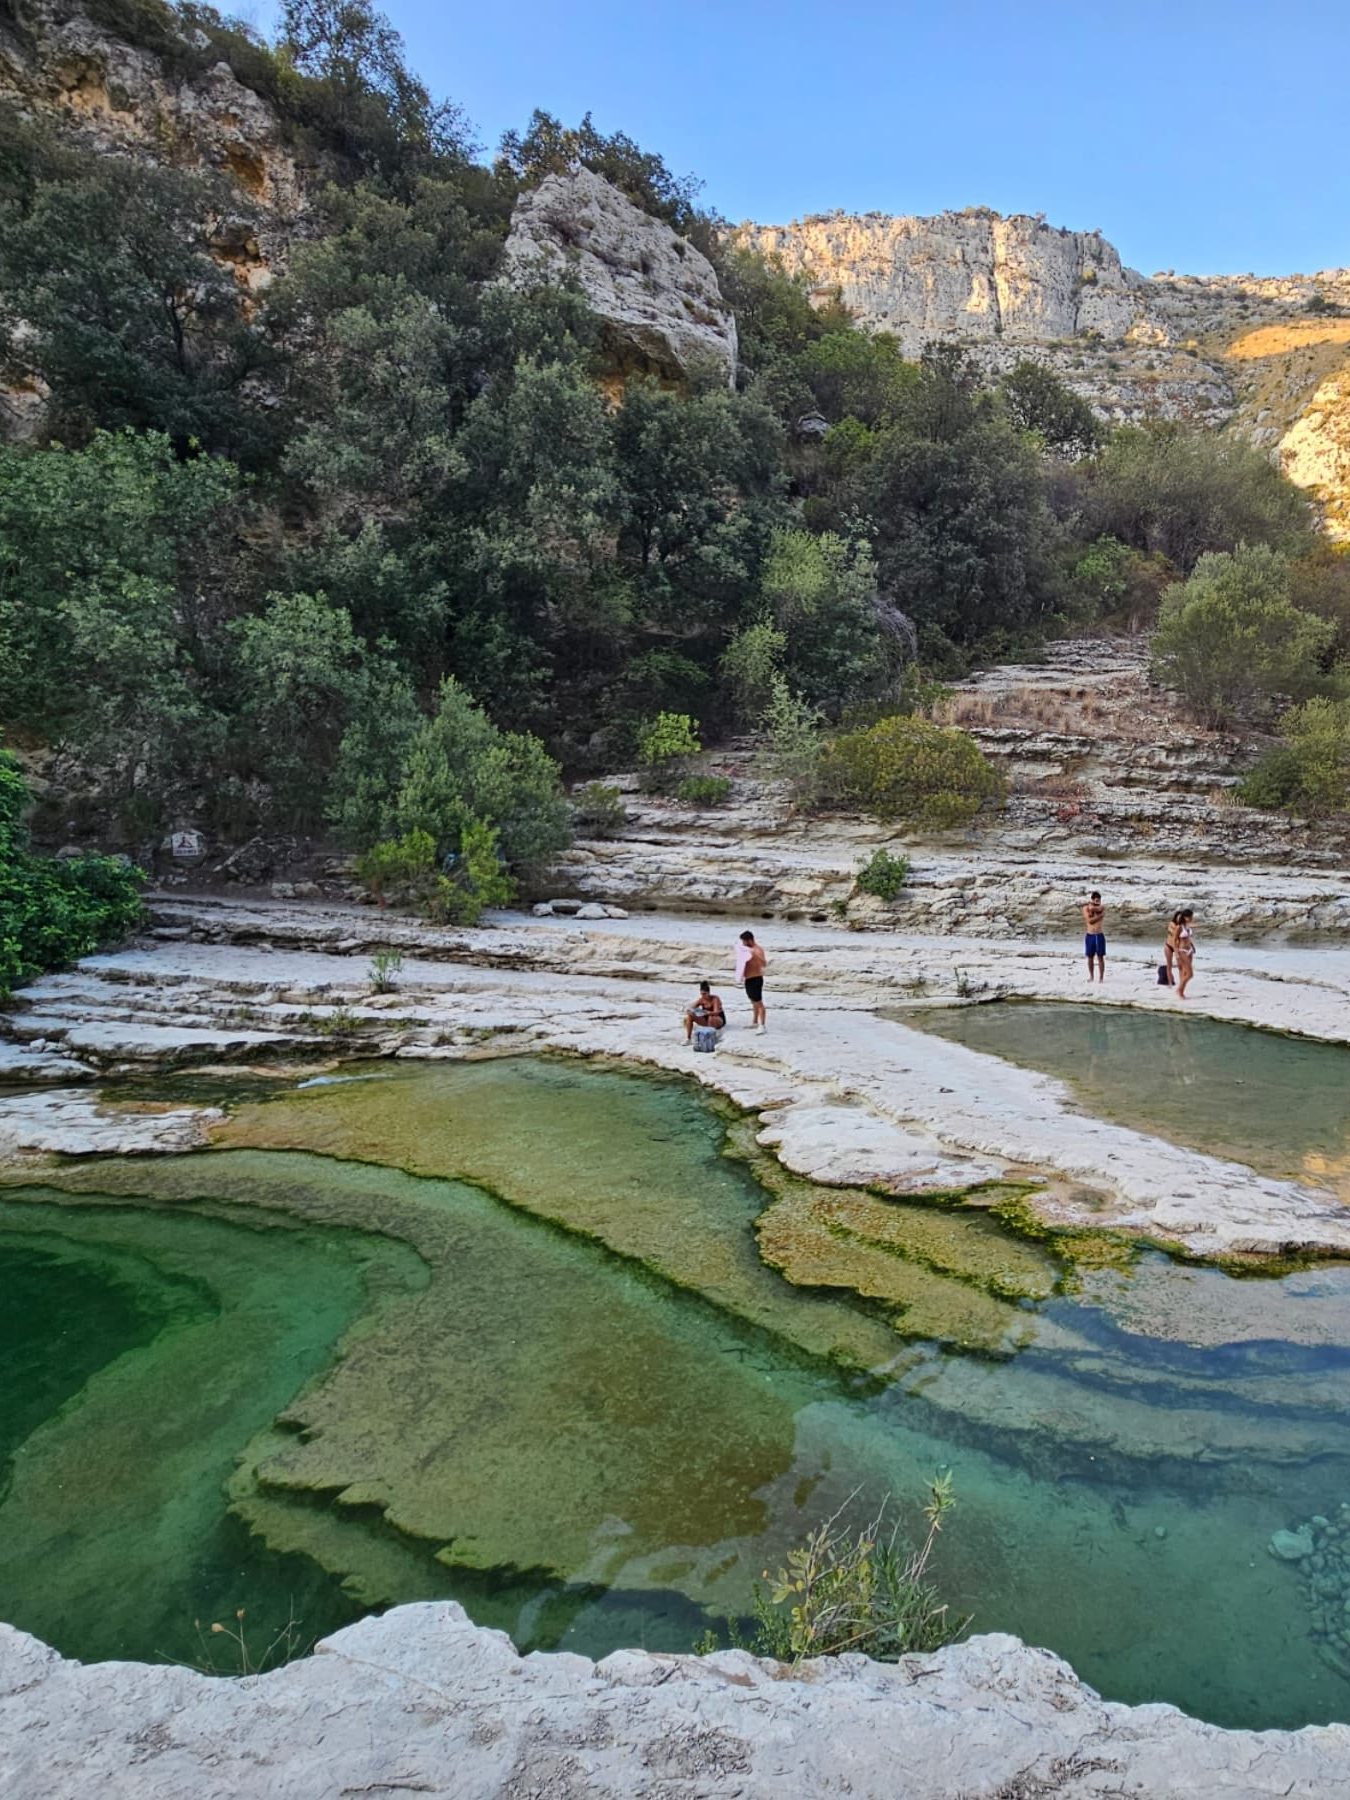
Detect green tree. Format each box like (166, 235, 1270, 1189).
(797, 330, 916, 428)
(388, 678, 570, 867)
(1151, 545, 1334, 725)
(230, 591, 416, 828)
(1000, 360, 1102, 458)
(757, 528, 904, 717)
(1239, 697, 1350, 817)
(0, 126, 271, 457)
(861, 415, 1060, 654)
(279, 0, 474, 183)
(1088, 425, 1315, 572)
(0, 431, 240, 833)
(497, 109, 712, 251)
(611, 375, 785, 626)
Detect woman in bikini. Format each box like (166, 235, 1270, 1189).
(1174, 910, 1196, 999)
(1163, 911, 1182, 987)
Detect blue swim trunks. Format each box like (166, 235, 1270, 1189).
(1084, 932, 1106, 958)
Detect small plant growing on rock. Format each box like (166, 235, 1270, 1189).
(193, 1605, 307, 1676)
(570, 782, 630, 838)
(637, 712, 701, 793)
(676, 774, 732, 807)
(854, 848, 911, 901)
(698, 1476, 967, 1664)
(368, 949, 404, 993)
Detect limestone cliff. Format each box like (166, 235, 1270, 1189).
(740, 209, 1350, 534)
(0, 0, 307, 259)
(743, 208, 1166, 354)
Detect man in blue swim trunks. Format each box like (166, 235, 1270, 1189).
(1081, 890, 1106, 983)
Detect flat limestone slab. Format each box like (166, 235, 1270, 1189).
(2, 1603, 1348, 1799)
(0, 1089, 222, 1158)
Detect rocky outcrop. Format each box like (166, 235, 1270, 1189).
(503, 168, 737, 388)
(742, 207, 1167, 354)
(0, 0, 306, 248)
(3, 1602, 1350, 1799)
(1282, 369, 1350, 537)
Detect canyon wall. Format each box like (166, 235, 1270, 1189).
(740, 209, 1350, 533)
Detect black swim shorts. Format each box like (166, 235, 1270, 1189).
(744, 976, 764, 1003)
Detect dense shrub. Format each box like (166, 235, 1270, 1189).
(854, 848, 911, 900)
(354, 818, 514, 924)
(637, 712, 701, 792)
(386, 679, 571, 869)
(0, 751, 144, 995)
(1238, 698, 1350, 816)
(1151, 546, 1334, 725)
(676, 774, 732, 807)
(569, 782, 629, 838)
(1088, 426, 1315, 572)
(824, 716, 1004, 827)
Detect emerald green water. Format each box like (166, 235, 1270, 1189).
(899, 1001, 1350, 1198)
(2, 1054, 1349, 1728)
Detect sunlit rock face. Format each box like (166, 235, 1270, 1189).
(503, 169, 738, 389)
(0, 0, 306, 234)
(1282, 370, 1350, 539)
(741, 208, 1166, 354)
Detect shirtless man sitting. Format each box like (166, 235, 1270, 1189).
(1082, 890, 1106, 983)
(684, 981, 727, 1042)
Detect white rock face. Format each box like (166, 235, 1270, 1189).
(503, 169, 738, 386)
(740, 207, 1167, 355)
(4, 1602, 1350, 1799)
(0, 1088, 222, 1158)
(1282, 370, 1350, 539)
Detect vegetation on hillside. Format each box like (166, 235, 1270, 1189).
(1, 0, 1349, 960)
(0, 753, 143, 996)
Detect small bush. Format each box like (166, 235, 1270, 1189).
(0, 751, 143, 996)
(854, 848, 911, 900)
(368, 949, 404, 992)
(676, 774, 732, 807)
(570, 782, 629, 838)
(762, 676, 826, 809)
(356, 819, 515, 925)
(700, 1475, 967, 1664)
(637, 711, 702, 792)
(824, 715, 1004, 827)
(355, 829, 437, 907)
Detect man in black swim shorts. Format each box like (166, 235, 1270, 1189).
(738, 929, 768, 1034)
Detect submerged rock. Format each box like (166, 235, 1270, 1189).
(1271, 1526, 1316, 1561)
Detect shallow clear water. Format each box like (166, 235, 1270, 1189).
(897, 1001, 1350, 1198)
(2, 1054, 1349, 1727)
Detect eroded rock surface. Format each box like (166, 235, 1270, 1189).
(3, 1603, 1349, 1799)
(503, 168, 737, 388)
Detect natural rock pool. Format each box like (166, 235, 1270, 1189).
(3, 1054, 1350, 1730)
(900, 1000, 1350, 1200)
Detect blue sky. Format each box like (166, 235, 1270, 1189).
(245, 1, 1349, 276)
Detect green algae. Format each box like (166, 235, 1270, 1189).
(0, 1193, 415, 1664)
(10, 1055, 1350, 1729)
(213, 1056, 1076, 1356)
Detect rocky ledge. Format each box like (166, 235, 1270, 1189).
(3, 1601, 1348, 1798)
